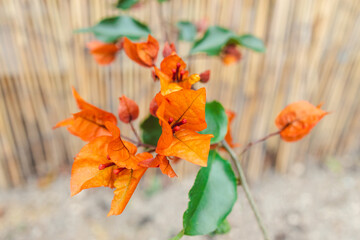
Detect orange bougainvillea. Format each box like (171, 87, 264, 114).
(118, 95, 139, 123)
(155, 88, 213, 166)
(225, 110, 240, 148)
(87, 40, 122, 65)
(70, 121, 152, 216)
(162, 42, 177, 58)
(139, 154, 177, 178)
(54, 31, 331, 232)
(123, 35, 159, 67)
(53, 87, 117, 142)
(275, 101, 329, 142)
(199, 70, 210, 83)
(221, 44, 242, 65)
(149, 97, 158, 117)
(154, 54, 200, 95)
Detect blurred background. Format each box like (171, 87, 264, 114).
(0, 0, 359, 239)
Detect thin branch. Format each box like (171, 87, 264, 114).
(121, 134, 156, 150)
(120, 134, 137, 144)
(239, 130, 281, 157)
(222, 140, 270, 240)
(129, 120, 142, 144)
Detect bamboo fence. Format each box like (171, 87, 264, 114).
(0, 0, 359, 188)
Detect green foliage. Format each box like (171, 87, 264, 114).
(236, 34, 266, 52)
(76, 16, 150, 42)
(183, 150, 237, 236)
(200, 101, 228, 144)
(169, 230, 184, 240)
(140, 115, 162, 146)
(177, 21, 197, 41)
(190, 26, 265, 55)
(158, 0, 169, 2)
(213, 219, 231, 235)
(191, 26, 235, 55)
(116, 0, 139, 10)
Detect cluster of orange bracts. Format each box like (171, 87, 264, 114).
(54, 34, 328, 216)
(54, 37, 214, 216)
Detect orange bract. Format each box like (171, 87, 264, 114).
(157, 129, 213, 167)
(160, 54, 188, 78)
(155, 54, 200, 95)
(199, 70, 210, 83)
(87, 40, 121, 65)
(156, 88, 207, 132)
(70, 121, 152, 216)
(155, 88, 213, 166)
(139, 154, 177, 178)
(70, 135, 115, 196)
(221, 44, 242, 65)
(149, 97, 158, 117)
(53, 87, 117, 141)
(108, 167, 147, 216)
(123, 35, 159, 67)
(118, 95, 139, 123)
(162, 42, 177, 58)
(225, 110, 240, 148)
(105, 122, 152, 170)
(275, 101, 329, 142)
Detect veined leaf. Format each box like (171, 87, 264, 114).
(213, 219, 231, 235)
(116, 0, 139, 10)
(183, 150, 237, 235)
(200, 101, 228, 144)
(191, 26, 235, 55)
(77, 16, 150, 43)
(235, 34, 266, 52)
(140, 115, 162, 146)
(190, 26, 265, 55)
(177, 21, 197, 42)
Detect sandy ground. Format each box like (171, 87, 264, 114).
(0, 156, 359, 240)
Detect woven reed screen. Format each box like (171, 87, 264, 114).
(0, 0, 359, 188)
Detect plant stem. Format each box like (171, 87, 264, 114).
(222, 140, 270, 240)
(169, 230, 184, 240)
(129, 120, 142, 144)
(239, 130, 281, 157)
(120, 134, 155, 149)
(120, 134, 137, 144)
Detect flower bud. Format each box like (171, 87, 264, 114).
(199, 70, 210, 83)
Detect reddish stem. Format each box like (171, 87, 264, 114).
(129, 120, 142, 144)
(239, 130, 281, 157)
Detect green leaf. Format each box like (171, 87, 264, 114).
(169, 230, 184, 240)
(77, 16, 150, 43)
(158, 0, 169, 2)
(235, 34, 266, 52)
(116, 0, 139, 10)
(213, 219, 231, 235)
(190, 26, 266, 55)
(200, 101, 228, 144)
(177, 21, 197, 42)
(140, 115, 162, 146)
(183, 150, 237, 236)
(191, 26, 235, 55)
